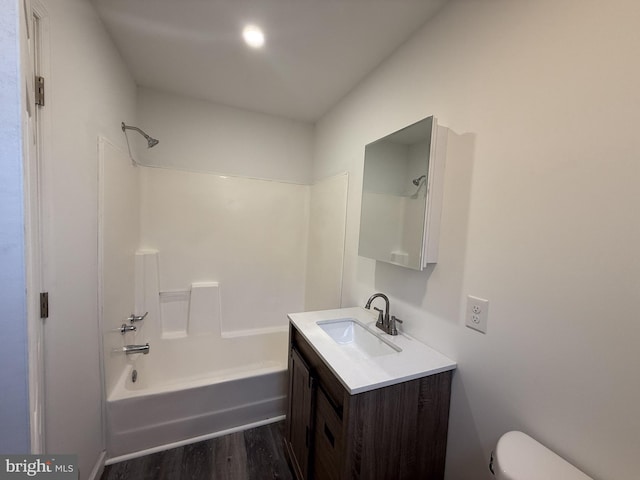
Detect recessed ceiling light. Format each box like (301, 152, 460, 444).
(242, 25, 265, 49)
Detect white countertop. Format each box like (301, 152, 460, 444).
(287, 306, 457, 395)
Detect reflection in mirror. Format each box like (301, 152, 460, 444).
(359, 116, 445, 270)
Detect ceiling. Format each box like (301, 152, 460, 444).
(93, 0, 447, 122)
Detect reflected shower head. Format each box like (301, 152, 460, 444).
(412, 174, 426, 186)
(121, 122, 159, 148)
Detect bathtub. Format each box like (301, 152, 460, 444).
(105, 330, 289, 459)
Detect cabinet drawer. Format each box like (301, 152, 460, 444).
(313, 387, 343, 480)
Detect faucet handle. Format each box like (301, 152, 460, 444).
(373, 307, 384, 325)
(390, 315, 403, 336)
(119, 323, 137, 334)
(128, 312, 148, 323)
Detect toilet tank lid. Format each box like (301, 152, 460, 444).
(493, 431, 592, 480)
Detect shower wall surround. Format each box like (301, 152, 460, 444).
(100, 143, 306, 457)
(304, 173, 349, 310)
(138, 167, 309, 336)
(101, 153, 310, 398)
(100, 139, 140, 397)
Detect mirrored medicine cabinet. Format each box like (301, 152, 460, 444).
(358, 116, 447, 271)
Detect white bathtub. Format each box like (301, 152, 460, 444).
(106, 330, 289, 459)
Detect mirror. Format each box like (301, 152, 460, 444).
(358, 116, 446, 270)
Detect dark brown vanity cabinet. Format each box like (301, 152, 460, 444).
(284, 325, 453, 480)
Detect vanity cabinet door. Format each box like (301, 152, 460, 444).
(312, 387, 343, 480)
(287, 348, 316, 480)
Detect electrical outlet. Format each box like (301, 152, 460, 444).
(466, 295, 489, 333)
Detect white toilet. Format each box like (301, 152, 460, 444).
(491, 431, 593, 480)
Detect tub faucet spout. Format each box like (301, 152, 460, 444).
(123, 343, 150, 355)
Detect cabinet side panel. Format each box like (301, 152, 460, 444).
(345, 372, 452, 480)
(416, 371, 453, 478)
(346, 381, 420, 479)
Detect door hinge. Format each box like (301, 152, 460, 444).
(35, 76, 45, 106)
(40, 292, 49, 319)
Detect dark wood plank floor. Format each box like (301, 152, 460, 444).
(101, 421, 294, 480)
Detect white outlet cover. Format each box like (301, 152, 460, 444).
(466, 295, 489, 333)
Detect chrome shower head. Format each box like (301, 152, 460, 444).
(412, 174, 426, 186)
(121, 122, 159, 149)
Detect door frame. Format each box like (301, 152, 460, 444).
(23, 0, 50, 454)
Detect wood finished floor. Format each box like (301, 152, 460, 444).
(101, 421, 294, 480)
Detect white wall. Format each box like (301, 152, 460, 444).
(314, 1, 640, 479)
(136, 87, 314, 184)
(0, 0, 30, 454)
(40, 0, 137, 476)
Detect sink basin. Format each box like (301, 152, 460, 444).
(317, 318, 401, 359)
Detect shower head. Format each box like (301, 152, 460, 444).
(412, 174, 426, 186)
(121, 122, 159, 148)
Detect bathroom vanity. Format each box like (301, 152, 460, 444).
(285, 307, 456, 480)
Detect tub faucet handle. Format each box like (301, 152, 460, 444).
(120, 323, 137, 334)
(128, 312, 148, 323)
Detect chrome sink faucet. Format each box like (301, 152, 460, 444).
(364, 293, 403, 335)
(365, 292, 389, 329)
